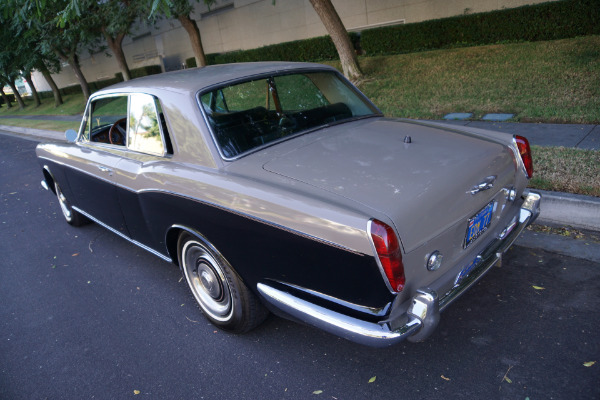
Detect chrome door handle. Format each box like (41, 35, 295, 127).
(97, 165, 113, 174)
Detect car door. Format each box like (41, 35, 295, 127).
(111, 93, 172, 252)
(62, 94, 130, 235)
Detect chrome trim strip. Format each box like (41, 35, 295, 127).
(73, 206, 172, 263)
(276, 281, 391, 317)
(257, 283, 422, 348)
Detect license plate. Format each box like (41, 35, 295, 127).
(464, 201, 494, 248)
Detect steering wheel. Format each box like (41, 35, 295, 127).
(109, 118, 127, 145)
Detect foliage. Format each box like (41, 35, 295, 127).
(361, 0, 600, 56)
(186, 33, 359, 67)
(115, 65, 163, 81)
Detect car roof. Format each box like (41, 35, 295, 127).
(93, 62, 338, 97)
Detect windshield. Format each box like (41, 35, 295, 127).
(199, 71, 379, 159)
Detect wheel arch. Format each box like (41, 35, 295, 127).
(42, 165, 57, 195)
(165, 225, 227, 270)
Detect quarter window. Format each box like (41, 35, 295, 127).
(127, 94, 165, 156)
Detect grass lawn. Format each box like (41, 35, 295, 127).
(0, 36, 598, 196)
(353, 35, 600, 123)
(0, 93, 86, 117)
(530, 146, 600, 197)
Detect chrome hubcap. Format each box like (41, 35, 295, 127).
(182, 241, 233, 322)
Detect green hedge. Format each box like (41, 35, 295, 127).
(187, 33, 359, 67)
(115, 65, 163, 81)
(0, 93, 16, 106)
(361, 0, 600, 55)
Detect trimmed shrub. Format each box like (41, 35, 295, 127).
(115, 65, 162, 81)
(186, 33, 359, 67)
(361, 0, 600, 56)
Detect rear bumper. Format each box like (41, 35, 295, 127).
(258, 190, 541, 347)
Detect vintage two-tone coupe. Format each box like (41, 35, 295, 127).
(36, 62, 541, 346)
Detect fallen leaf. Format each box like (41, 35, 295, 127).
(72, 253, 79, 257)
(504, 376, 512, 384)
(368, 376, 376, 383)
(583, 361, 596, 367)
(441, 375, 450, 381)
(313, 390, 323, 395)
(134, 390, 140, 395)
(532, 286, 545, 290)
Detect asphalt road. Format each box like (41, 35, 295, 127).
(1, 133, 599, 399)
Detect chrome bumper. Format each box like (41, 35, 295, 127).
(258, 191, 541, 347)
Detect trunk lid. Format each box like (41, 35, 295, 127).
(263, 118, 517, 252)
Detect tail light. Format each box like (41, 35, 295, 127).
(369, 219, 405, 292)
(514, 135, 533, 178)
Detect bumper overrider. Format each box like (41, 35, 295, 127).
(258, 190, 541, 347)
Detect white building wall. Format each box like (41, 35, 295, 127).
(32, 0, 556, 92)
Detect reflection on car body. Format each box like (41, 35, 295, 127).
(36, 62, 540, 346)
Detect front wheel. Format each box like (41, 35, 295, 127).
(178, 233, 268, 333)
(54, 182, 87, 226)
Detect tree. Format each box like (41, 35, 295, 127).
(0, 9, 26, 109)
(0, 87, 13, 109)
(36, 60, 64, 107)
(309, 0, 362, 81)
(16, 0, 97, 101)
(59, 0, 145, 81)
(148, 0, 215, 67)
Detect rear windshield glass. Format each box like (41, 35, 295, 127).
(199, 71, 378, 159)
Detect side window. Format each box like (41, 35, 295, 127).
(86, 95, 128, 146)
(128, 93, 165, 156)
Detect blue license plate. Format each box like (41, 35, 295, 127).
(464, 201, 494, 248)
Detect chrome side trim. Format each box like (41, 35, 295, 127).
(257, 283, 422, 348)
(73, 206, 172, 263)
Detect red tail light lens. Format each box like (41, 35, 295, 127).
(515, 135, 533, 178)
(369, 219, 405, 292)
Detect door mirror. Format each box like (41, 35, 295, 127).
(65, 129, 78, 143)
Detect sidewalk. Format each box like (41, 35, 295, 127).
(1, 117, 599, 231)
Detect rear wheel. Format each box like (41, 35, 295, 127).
(178, 233, 268, 333)
(54, 181, 86, 226)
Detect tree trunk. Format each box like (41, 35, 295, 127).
(103, 29, 131, 81)
(7, 80, 26, 109)
(56, 50, 91, 101)
(0, 87, 12, 109)
(24, 72, 41, 107)
(178, 14, 207, 67)
(309, 0, 362, 81)
(38, 62, 63, 107)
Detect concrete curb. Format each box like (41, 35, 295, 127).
(0, 124, 64, 142)
(536, 190, 600, 231)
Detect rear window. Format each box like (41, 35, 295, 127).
(199, 71, 378, 159)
